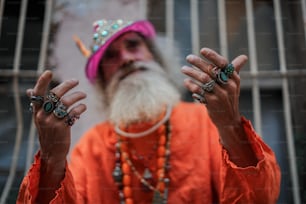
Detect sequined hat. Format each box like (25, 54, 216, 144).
(84, 19, 156, 83)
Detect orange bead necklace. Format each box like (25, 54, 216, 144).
(113, 120, 171, 204)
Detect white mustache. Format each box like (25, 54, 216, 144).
(119, 61, 166, 80)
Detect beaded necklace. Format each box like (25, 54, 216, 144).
(113, 120, 171, 204)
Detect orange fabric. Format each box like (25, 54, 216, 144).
(17, 102, 281, 203)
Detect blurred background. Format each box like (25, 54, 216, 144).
(0, 0, 306, 203)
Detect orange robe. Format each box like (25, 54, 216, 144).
(17, 102, 281, 203)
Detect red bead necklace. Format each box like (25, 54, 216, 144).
(113, 120, 171, 204)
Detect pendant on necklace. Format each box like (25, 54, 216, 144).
(112, 165, 123, 184)
(143, 168, 153, 179)
(152, 190, 163, 204)
(142, 168, 153, 191)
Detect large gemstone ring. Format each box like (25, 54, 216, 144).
(43, 92, 60, 113)
(216, 69, 228, 84)
(201, 80, 215, 93)
(53, 101, 68, 119)
(223, 63, 235, 77)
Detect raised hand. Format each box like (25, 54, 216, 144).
(27, 70, 87, 202)
(181, 48, 258, 167)
(27, 70, 87, 162)
(181, 47, 248, 130)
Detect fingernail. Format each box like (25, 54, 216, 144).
(186, 54, 195, 61)
(181, 66, 189, 71)
(71, 78, 79, 83)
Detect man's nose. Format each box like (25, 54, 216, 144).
(120, 50, 136, 67)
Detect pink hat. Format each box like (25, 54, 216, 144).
(85, 19, 156, 83)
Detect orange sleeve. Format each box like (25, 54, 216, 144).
(16, 124, 110, 204)
(210, 117, 281, 204)
(16, 152, 77, 204)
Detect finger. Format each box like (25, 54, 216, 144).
(26, 89, 34, 97)
(181, 65, 212, 83)
(65, 104, 87, 126)
(60, 92, 87, 107)
(186, 54, 210, 73)
(183, 78, 204, 95)
(229, 71, 240, 89)
(184, 78, 220, 104)
(200, 48, 228, 68)
(33, 70, 53, 96)
(50, 79, 79, 98)
(69, 103, 87, 116)
(230, 55, 248, 73)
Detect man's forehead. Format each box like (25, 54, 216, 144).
(107, 32, 144, 49)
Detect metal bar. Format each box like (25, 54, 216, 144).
(0, 79, 24, 204)
(165, 0, 174, 42)
(217, 0, 228, 58)
(37, 0, 53, 73)
(274, 0, 301, 203)
(0, 0, 28, 203)
(245, 0, 262, 136)
(0, 0, 5, 39)
(140, 0, 148, 19)
(1, 68, 306, 78)
(25, 0, 53, 173)
(301, 0, 306, 43)
(240, 69, 306, 78)
(190, 0, 199, 54)
(0, 69, 41, 77)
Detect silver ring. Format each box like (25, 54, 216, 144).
(29, 95, 44, 113)
(29, 102, 34, 113)
(46, 92, 60, 103)
(201, 80, 215, 93)
(53, 101, 68, 119)
(192, 93, 207, 104)
(30, 95, 44, 105)
(210, 66, 219, 79)
(200, 88, 205, 96)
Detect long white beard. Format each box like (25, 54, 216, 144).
(105, 61, 180, 126)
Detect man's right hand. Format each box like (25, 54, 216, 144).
(27, 70, 87, 202)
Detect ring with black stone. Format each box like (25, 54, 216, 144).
(65, 114, 80, 126)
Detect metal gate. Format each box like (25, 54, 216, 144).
(0, 0, 305, 203)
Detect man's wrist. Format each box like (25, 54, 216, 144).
(40, 152, 66, 175)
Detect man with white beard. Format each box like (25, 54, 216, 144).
(17, 20, 280, 204)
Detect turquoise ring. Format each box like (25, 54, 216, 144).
(216, 70, 228, 84)
(223, 63, 235, 77)
(43, 92, 60, 113)
(43, 101, 55, 113)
